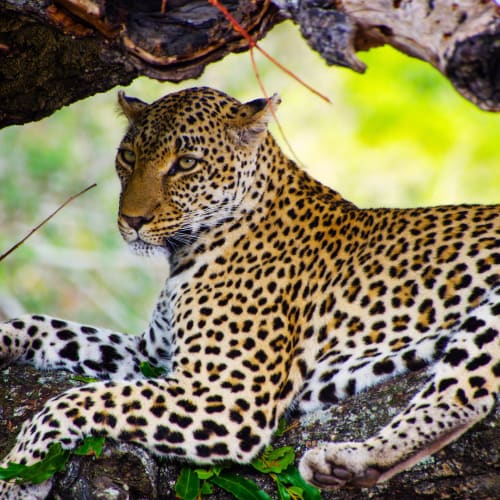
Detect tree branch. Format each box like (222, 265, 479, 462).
(0, 0, 282, 128)
(1, 365, 498, 499)
(280, 0, 500, 111)
(1, 0, 499, 129)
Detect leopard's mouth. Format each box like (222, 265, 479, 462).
(126, 232, 193, 258)
(125, 222, 205, 258)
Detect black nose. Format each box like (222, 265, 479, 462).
(121, 214, 153, 231)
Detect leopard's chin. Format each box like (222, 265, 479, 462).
(128, 240, 170, 258)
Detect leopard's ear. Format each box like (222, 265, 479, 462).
(118, 91, 148, 125)
(228, 93, 281, 146)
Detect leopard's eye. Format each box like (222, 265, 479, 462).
(118, 149, 136, 167)
(177, 156, 198, 171)
(168, 155, 199, 176)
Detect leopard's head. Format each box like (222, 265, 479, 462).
(116, 87, 280, 257)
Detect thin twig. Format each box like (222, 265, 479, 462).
(0, 183, 97, 262)
(249, 48, 305, 167)
(207, 0, 331, 103)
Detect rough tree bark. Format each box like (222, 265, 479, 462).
(0, 0, 282, 128)
(1, 365, 498, 499)
(279, 0, 500, 112)
(0, 0, 499, 128)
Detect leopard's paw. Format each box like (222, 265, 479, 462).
(299, 442, 381, 490)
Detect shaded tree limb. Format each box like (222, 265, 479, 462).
(1, 0, 499, 129)
(279, 0, 500, 112)
(0, 0, 281, 128)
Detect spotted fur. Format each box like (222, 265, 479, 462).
(1, 87, 498, 498)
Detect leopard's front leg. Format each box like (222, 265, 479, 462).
(300, 297, 499, 489)
(0, 375, 277, 499)
(300, 381, 496, 489)
(0, 315, 148, 380)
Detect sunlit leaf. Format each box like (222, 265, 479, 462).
(274, 418, 288, 437)
(175, 466, 201, 500)
(72, 375, 99, 383)
(195, 464, 225, 480)
(276, 478, 292, 500)
(211, 471, 272, 500)
(195, 467, 215, 480)
(251, 446, 295, 474)
(277, 465, 322, 500)
(73, 436, 105, 457)
(288, 485, 305, 497)
(0, 443, 70, 485)
(139, 361, 167, 378)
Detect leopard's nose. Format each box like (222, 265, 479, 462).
(121, 214, 153, 231)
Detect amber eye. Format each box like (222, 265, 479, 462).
(118, 149, 136, 166)
(177, 156, 198, 170)
(169, 155, 199, 176)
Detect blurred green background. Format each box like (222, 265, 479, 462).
(0, 21, 498, 334)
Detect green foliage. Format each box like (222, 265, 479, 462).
(0, 436, 104, 485)
(72, 375, 99, 383)
(73, 436, 105, 457)
(175, 467, 202, 500)
(274, 465, 322, 500)
(139, 361, 167, 378)
(0, 443, 69, 485)
(174, 445, 322, 500)
(251, 446, 295, 474)
(273, 417, 289, 438)
(176, 464, 273, 500)
(210, 472, 273, 500)
(250, 447, 321, 500)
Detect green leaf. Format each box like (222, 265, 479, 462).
(0, 437, 108, 486)
(195, 464, 225, 480)
(139, 361, 167, 378)
(195, 468, 215, 480)
(276, 478, 292, 500)
(73, 436, 105, 457)
(277, 465, 322, 500)
(288, 486, 306, 498)
(274, 418, 288, 438)
(175, 466, 201, 500)
(72, 375, 99, 383)
(211, 471, 273, 500)
(251, 446, 295, 474)
(0, 443, 70, 485)
(201, 481, 214, 495)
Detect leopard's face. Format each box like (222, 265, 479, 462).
(115, 87, 280, 257)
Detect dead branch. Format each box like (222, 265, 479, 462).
(0, 1, 499, 129)
(280, 0, 500, 111)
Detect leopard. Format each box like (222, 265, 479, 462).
(0, 86, 498, 499)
